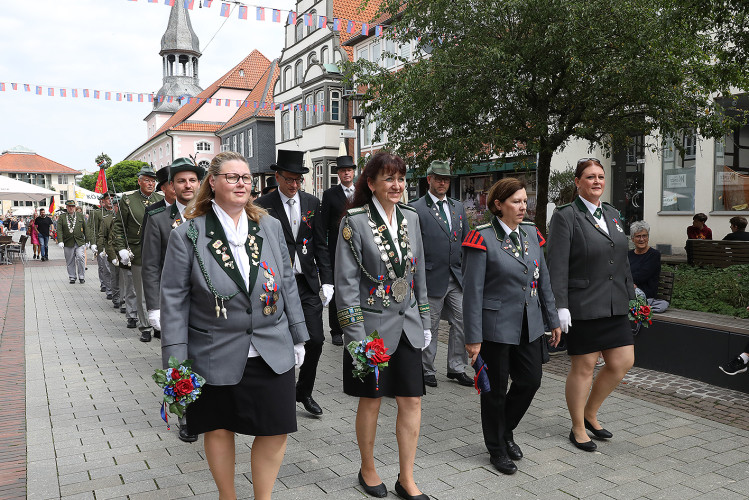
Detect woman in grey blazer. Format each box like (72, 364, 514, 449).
(463, 178, 561, 475)
(161, 152, 309, 500)
(547, 158, 636, 452)
(335, 151, 431, 500)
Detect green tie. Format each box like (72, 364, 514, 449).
(437, 200, 449, 226)
(509, 231, 521, 253)
(593, 207, 602, 219)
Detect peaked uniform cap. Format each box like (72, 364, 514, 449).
(65, 200, 76, 206)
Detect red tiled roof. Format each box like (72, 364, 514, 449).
(333, 0, 383, 59)
(151, 50, 272, 139)
(220, 59, 280, 131)
(0, 152, 80, 174)
(171, 122, 223, 132)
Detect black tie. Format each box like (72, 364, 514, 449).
(437, 200, 449, 226)
(593, 207, 602, 219)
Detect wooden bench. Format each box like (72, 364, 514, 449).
(685, 239, 749, 267)
(656, 270, 674, 303)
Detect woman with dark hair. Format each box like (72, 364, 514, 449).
(462, 177, 561, 475)
(335, 151, 432, 499)
(547, 158, 636, 452)
(160, 151, 309, 500)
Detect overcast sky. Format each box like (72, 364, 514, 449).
(0, 0, 295, 173)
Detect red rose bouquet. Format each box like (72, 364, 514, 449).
(347, 331, 391, 390)
(628, 297, 653, 327)
(152, 356, 206, 429)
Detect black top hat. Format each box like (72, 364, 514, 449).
(155, 166, 170, 192)
(262, 176, 278, 195)
(271, 150, 308, 174)
(334, 156, 356, 171)
(169, 157, 205, 182)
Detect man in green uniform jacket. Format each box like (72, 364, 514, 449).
(58, 200, 89, 284)
(89, 191, 114, 297)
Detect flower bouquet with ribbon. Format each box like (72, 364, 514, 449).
(152, 356, 205, 430)
(347, 331, 391, 391)
(628, 296, 653, 327)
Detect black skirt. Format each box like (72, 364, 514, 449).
(343, 332, 425, 398)
(566, 314, 633, 355)
(187, 356, 297, 436)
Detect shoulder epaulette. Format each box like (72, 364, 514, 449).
(555, 202, 572, 210)
(346, 207, 366, 216)
(147, 206, 166, 216)
(520, 221, 536, 226)
(398, 202, 416, 212)
(602, 202, 623, 218)
(462, 229, 487, 251)
(476, 223, 491, 230)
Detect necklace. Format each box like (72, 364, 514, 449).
(67, 212, 77, 230)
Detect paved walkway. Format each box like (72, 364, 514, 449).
(5, 245, 749, 499)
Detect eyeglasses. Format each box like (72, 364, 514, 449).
(140, 178, 157, 184)
(216, 173, 252, 184)
(278, 173, 304, 186)
(577, 157, 601, 165)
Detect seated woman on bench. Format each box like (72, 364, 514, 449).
(628, 221, 668, 313)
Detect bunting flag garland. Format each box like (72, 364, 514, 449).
(183, 0, 194, 9)
(361, 23, 369, 36)
(288, 11, 296, 25)
(346, 20, 354, 34)
(272, 9, 280, 22)
(317, 15, 327, 29)
(220, 2, 230, 17)
(333, 18, 340, 31)
(164, 0, 175, 6)
(238, 5, 247, 19)
(256, 7, 264, 21)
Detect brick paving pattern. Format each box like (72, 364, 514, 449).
(8, 245, 749, 498)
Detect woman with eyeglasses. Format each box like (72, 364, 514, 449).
(547, 158, 636, 452)
(160, 151, 309, 500)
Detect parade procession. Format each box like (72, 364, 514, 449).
(3, 0, 749, 499)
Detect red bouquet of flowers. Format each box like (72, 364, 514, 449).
(152, 356, 205, 429)
(347, 331, 391, 390)
(628, 297, 653, 327)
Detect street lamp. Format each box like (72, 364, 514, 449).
(345, 91, 366, 164)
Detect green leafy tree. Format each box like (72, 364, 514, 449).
(349, 0, 749, 231)
(78, 173, 98, 191)
(106, 160, 147, 193)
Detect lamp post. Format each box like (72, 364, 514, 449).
(345, 91, 366, 166)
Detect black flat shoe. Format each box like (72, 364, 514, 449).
(296, 394, 323, 415)
(584, 419, 613, 439)
(489, 455, 517, 475)
(569, 430, 597, 452)
(505, 439, 523, 460)
(447, 372, 474, 387)
(331, 334, 344, 346)
(394, 475, 428, 500)
(178, 427, 198, 443)
(358, 470, 387, 498)
(424, 375, 438, 387)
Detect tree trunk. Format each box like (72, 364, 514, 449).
(534, 150, 553, 236)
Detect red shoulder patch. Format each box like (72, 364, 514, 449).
(462, 229, 487, 251)
(536, 227, 546, 247)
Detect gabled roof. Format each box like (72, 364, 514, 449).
(220, 59, 280, 132)
(150, 50, 271, 139)
(333, 0, 383, 59)
(0, 149, 80, 174)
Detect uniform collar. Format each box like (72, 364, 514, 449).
(577, 195, 602, 217)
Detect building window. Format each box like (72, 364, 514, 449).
(714, 98, 749, 212)
(295, 21, 304, 43)
(284, 67, 292, 91)
(330, 90, 341, 121)
(315, 162, 324, 197)
(385, 39, 396, 68)
(159, 147, 163, 159)
(371, 40, 381, 65)
(58, 175, 65, 184)
(295, 105, 303, 135)
(232, 135, 237, 152)
(661, 133, 696, 212)
(307, 10, 317, 35)
(239, 132, 244, 156)
(320, 46, 329, 64)
(295, 60, 304, 86)
(308, 52, 317, 66)
(305, 94, 314, 126)
(198, 160, 209, 169)
(282, 111, 291, 141)
(166, 143, 170, 158)
(358, 47, 368, 62)
(400, 41, 411, 62)
(196, 141, 212, 152)
(316, 91, 325, 122)
(247, 129, 253, 158)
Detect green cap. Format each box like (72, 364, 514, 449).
(137, 165, 157, 178)
(426, 160, 454, 177)
(65, 200, 76, 207)
(169, 157, 205, 181)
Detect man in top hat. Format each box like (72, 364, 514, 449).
(140, 166, 172, 235)
(113, 164, 164, 342)
(315, 155, 356, 346)
(58, 200, 90, 284)
(410, 160, 472, 388)
(89, 191, 114, 297)
(255, 149, 334, 416)
(261, 175, 278, 195)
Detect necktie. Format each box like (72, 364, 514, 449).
(593, 207, 602, 219)
(437, 200, 449, 225)
(509, 231, 521, 254)
(345, 187, 353, 201)
(287, 199, 298, 238)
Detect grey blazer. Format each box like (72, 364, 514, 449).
(334, 202, 431, 354)
(462, 218, 560, 345)
(141, 203, 183, 311)
(409, 195, 468, 297)
(160, 210, 309, 385)
(547, 197, 636, 320)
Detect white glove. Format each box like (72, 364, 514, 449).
(148, 309, 161, 331)
(118, 249, 130, 265)
(558, 308, 572, 333)
(58, 242, 64, 248)
(111, 258, 119, 266)
(422, 329, 432, 350)
(321, 284, 334, 307)
(99, 251, 106, 258)
(294, 343, 306, 368)
(85, 243, 91, 249)
(91, 244, 97, 253)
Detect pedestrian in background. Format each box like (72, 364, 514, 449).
(29, 210, 41, 259)
(34, 208, 53, 260)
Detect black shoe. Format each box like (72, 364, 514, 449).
(126, 318, 137, 328)
(120, 307, 126, 313)
(505, 439, 523, 460)
(140, 331, 152, 342)
(106, 293, 112, 300)
(569, 430, 597, 452)
(394, 474, 429, 499)
(447, 372, 474, 387)
(358, 470, 387, 498)
(79, 279, 85, 284)
(113, 303, 120, 309)
(584, 418, 613, 439)
(153, 329, 161, 339)
(100, 286, 106, 292)
(178, 427, 198, 443)
(69, 279, 76, 284)
(424, 374, 438, 387)
(489, 455, 518, 475)
(296, 394, 323, 415)
(331, 333, 344, 346)
(719, 356, 748, 375)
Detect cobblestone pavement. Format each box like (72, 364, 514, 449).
(11, 246, 749, 499)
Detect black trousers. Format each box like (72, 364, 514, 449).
(480, 312, 542, 458)
(327, 291, 343, 339)
(295, 275, 324, 397)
